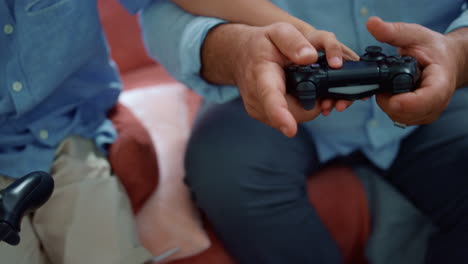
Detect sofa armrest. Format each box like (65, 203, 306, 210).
(108, 103, 159, 213)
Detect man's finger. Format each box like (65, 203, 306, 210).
(286, 95, 322, 123)
(366, 16, 433, 47)
(392, 65, 447, 114)
(319, 99, 352, 113)
(377, 65, 449, 124)
(267, 23, 318, 65)
(335, 100, 353, 112)
(376, 91, 433, 123)
(319, 99, 334, 116)
(320, 99, 334, 112)
(243, 100, 263, 121)
(256, 63, 298, 137)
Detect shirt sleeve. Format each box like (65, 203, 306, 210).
(446, 1, 468, 33)
(119, 0, 156, 14)
(139, 0, 240, 103)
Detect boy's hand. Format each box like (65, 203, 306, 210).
(202, 22, 358, 137)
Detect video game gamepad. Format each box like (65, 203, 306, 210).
(285, 46, 421, 110)
(0, 171, 54, 245)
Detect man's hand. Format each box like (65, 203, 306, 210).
(201, 22, 357, 137)
(367, 16, 468, 125)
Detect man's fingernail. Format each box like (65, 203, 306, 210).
(329, 57, 342, 66)
(297, 47, 314, 58)
(280, 126, 288, 135)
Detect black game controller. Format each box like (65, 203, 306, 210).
(0, 171, 54, 245)
(285, 46, 421, 110)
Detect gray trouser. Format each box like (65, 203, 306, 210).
(185, 89, 468, 264)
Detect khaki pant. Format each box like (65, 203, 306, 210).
(0, 137, 152, 264)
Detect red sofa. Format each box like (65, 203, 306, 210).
(100, 0, 371, 263)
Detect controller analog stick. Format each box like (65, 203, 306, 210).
(362, 46, 386, 62)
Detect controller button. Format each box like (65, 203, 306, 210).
(404, 56, 414, 63)
(387, 56, 406, 65)
(362, 46, 386, 62)
(386, 56, 398, 63)
(297, 81, 317, 92)
(392, 74, 414, 93)
(365, 46, 383, 54)
(298, 66, 312, 72)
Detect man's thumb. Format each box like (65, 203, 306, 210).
(366, 16, 430, 47)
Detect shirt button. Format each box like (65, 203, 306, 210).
(12, 81, 23, 92)
(369, 119, 378, 128)
(360, 7, 369, 17)
(39, 129, 49, 140)
(3, 24, 14, 35)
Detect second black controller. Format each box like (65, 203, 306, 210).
(285, 46, 421, 110)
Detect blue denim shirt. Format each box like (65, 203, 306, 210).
(0, 0, 154, 178)
(140, 0, 468, 169)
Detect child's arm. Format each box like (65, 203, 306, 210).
(171, 0, 309, 33)
(172, 0, 360, 114)
(171, 0, 358, 61)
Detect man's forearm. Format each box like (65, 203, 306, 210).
(200, 23, 251, 86)
(447, 27, 468, 88)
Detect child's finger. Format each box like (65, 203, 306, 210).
(309, 31, 343, 68)
(266, 23, 318, 65)
(341, 44, 360, 61)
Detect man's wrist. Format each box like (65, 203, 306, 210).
(200, 23, 252, 85)
(447, 27, 468, 88)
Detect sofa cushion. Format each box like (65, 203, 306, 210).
(119, 83, 211, 262)
(108, 103, 159, 213)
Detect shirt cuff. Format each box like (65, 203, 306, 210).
(179, 18, 240, 103)
(446, 6, 468, 33)
(140, 1, 239, 104)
